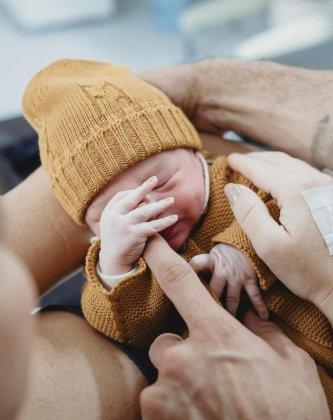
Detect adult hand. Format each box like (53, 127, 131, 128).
(225, 151, 333, 324)
(140, 235, 330, 420)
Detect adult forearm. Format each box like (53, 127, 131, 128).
(193, 59, 333, 169)
(203, 59, 333, 168)
(140, 59, 333, 169)
(2, 167, 91, 296)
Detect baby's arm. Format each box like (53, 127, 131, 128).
(190, 244, 268, 319)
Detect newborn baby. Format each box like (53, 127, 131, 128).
(23, 58, 277, 350)
(85, 147, 268, 320)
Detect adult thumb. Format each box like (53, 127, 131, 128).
(224, 183, 283, 256)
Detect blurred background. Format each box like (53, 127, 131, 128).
(1, 0, 333, 305)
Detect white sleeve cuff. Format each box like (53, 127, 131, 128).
(96, 263, 139, 291)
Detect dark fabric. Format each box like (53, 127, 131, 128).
(40, 304, 158, 384)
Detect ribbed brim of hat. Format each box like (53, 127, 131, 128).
(48, 105, 202, 225)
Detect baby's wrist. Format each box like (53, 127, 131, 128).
(99, 261, 134, 276)
(99, 250, 134, 276)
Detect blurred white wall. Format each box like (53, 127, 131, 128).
(2, 0, 333, 122)
(0, 0, 184, 120)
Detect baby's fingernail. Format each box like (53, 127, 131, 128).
(169, 214, 178, 220)
(225, 183, 242, 206)
(165, 197, 174, 203)
(147, 176, 157, 183)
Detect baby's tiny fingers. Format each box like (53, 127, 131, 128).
(117, 176, 158, 213)
(226, 282, 242, 317)
(130, 197, 174, 223)
(105, 190, 130, 210)
(137, 214, 178, 237)
(209, 269, 227, 299)
(244, 281, 269, 320)
(189, 254, 214, 274)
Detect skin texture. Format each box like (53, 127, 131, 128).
(15, 312, 147, 420)
(139, 58, 333, 169)
(140, 234, 331, 420)
(2, 166, 92, 296)
(0, 245, 36, 420)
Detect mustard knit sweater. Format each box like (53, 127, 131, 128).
(82, 156, 333, 416)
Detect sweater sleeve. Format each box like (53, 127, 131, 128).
(96, 262, 139, 290)
(81, 239, 171, 349)
(212, 199, 280, 291)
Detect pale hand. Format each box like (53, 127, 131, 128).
(189, 243, 268, 319)
(99, 176, 178, 276)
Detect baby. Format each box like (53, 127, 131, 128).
(23, 60, 333, 412)
(85, 147, 268, 321)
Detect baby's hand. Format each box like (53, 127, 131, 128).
(189, 244, 268, 319)
(99, 176, 177, 276)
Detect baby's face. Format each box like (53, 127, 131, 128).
(86, 148, 205, 251)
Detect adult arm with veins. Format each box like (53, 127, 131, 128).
(139, 58, 333, 169)
(225, 151, 333, 325)
(1, 166, 92, 296)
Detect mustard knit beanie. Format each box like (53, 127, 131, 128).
(22, 59, 202, 225)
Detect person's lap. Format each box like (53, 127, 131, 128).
(16, 311, 147, 420)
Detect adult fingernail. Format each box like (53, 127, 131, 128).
(260, 310, 269, 320)
(224, 183, 242, 206)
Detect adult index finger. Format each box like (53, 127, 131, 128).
(144, 235, 222, 330)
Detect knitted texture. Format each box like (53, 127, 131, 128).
(83, 155, 333, 412)
(82, 156, 277, 348)
(22, 59, 201, 225)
